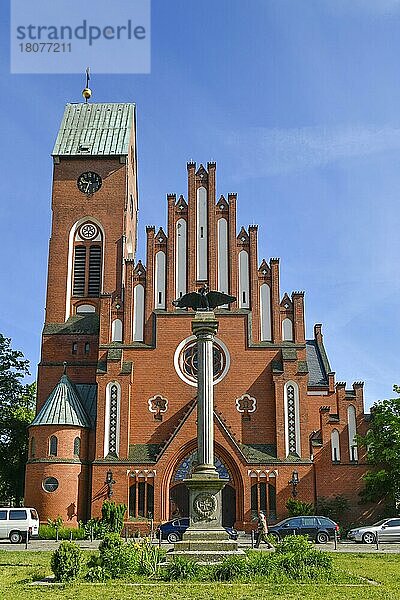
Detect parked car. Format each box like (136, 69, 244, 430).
(347, 518, 400, 544)
(156, 518, 238, 543)
(268, 515, 339, 544)
(0, 507, 39, 543)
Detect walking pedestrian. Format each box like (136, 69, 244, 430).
(255, 511, 274, 549)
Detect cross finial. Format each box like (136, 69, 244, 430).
(82, 67, 92, 103)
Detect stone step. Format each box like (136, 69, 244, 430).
(173, 540, 239, 552)
(166, 549, 246, 564)
(182, 530, 230, 541)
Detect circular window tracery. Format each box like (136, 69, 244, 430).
(79, 222, 98, 240)
(174, 336, 230, 387)
(174, 451, 230, 481)
(42, 477, 59, 493)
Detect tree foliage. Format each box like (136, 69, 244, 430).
(358, 386, 400, 513)
(0, 334, 35, 505)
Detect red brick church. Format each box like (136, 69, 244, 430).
(25, 101, 372, 529)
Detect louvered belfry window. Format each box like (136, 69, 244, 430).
(72, 222, 103, 298)
(88, 246, 102, 296)
(73, 246, 87, 296)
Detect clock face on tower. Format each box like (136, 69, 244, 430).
(77, 172, 102, 195)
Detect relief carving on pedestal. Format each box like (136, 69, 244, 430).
(192, 493, 217, 522)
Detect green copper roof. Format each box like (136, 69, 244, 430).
(239, 443, 277, 463)
(75, 384, 97, 428)
(43, 313, 99, 336)
(52, 103, 135, 156)
(128, 444, 163, 463)
(31, 375, 91, 428)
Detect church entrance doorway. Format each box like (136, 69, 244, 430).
(169, 451, 236, 527)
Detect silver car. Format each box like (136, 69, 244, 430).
(348, 518, 400, 544)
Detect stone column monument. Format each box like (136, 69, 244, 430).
(168, 290, 244, 561)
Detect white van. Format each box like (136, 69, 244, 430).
(0, 507, 39, 543)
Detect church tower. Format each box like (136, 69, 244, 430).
(25, 102, 138, 523)
(25, 99, 372, 530)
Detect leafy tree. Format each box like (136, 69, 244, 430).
(0, 334, 35, 505)
(358, 386, 400, 514)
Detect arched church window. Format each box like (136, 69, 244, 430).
(251, 481, 276, 521)
(104, 383, 120, 457)
(73, 436, 81, 457)
(347, 405, 358, 462)
(129, 480, 154, 518)
(173, 451, 230, 481)
(30, 436, 35, 458)
(284, 382, 301, 456)
(49, 435, 58, 457)
(133, 284, 145, 342)
(331, 429, 340, 462)
(282, 318, 294, 341)
(72, 222, 103, 298)
(76, 304, 95, 314)
(112, 319, 123, 342)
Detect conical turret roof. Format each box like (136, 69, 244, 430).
(31, 375, 91, 428)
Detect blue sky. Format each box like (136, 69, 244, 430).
(1, 0, 400, 409)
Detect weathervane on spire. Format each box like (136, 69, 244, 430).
(82, 67, 92, 103)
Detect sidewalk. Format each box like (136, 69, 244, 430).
(1, 537, 400, 553)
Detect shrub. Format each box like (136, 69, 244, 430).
(246, 550, 281, 579)
(101, 500, 127, 534)
(82, 501, 127, 540)
(50, 540, 84, 582)
(85, 564, 110, 582)
(273, 535, 333, 581)
(47, 516, 63, 529)
(135, 537, 164, 577)
(212, 556, 249, 581)
(274, 534, 312, 555)
(316, 495, 349, 523)
(286, 498, 315, 517)
(83, 517, 110, 540)
(99, 532, 123, 553)
(163, 556, 201, 581)
(39, 524, 86, 540)
(98, 533, 136, 579)
(85, 554, 110, 582)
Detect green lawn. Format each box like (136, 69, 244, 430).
(0, 550, 399, 600)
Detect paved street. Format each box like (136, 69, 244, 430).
(1, 537, 400, 553)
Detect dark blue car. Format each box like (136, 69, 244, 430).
(157, 518, 238, 543)
(268, 515, 339, 544)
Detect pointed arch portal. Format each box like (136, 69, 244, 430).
(169, 450, 236, 527)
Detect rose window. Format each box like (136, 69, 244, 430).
(79, 222, 98, 240)
(174, 336, 230, 387)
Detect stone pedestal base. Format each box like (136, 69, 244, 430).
(166, 473, 245, 563)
